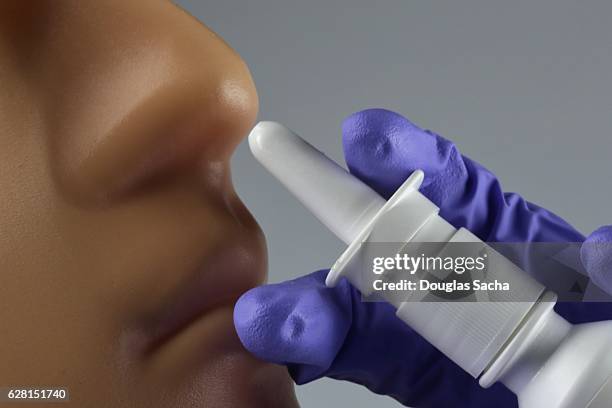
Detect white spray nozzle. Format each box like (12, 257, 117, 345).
(249, 121, 385, 245)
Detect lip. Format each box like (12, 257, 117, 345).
(141, 226, 267, 354)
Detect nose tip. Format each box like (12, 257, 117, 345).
(200, 60, 259, 161)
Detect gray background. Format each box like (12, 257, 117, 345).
(177, 1, 612, 407)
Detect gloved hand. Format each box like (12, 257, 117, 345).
(234, 109, 612, 407)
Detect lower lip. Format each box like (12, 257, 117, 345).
(130, 306, 261, 389)
(134, 305, 298, 407)
(146, 305, 243, 367)
(142, 235, 266, 354)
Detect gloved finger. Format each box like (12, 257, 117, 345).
(342, 108, 583, 243)
(234, 270, 351, 375)
(234, 270, 517, 408)
(553, 224, 612, 321)
(581, 225, 612, 295)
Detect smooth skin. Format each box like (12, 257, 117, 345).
(0, 1, 298, 407)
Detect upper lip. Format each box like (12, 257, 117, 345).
(141, 226, 266, 354)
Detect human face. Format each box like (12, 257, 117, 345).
(0, 1, 298, 407)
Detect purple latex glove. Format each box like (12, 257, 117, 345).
(581, 226, 612, 296)
(234, 109, 612, 407)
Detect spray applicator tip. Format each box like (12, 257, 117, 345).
(248, 121, 385, 245)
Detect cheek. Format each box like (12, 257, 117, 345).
(0, 145, 121, 397)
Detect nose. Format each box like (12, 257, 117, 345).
(37, 1, 258, 201)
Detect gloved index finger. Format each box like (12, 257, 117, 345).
(341, 108, 584, 243)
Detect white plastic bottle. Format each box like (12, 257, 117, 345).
(248, 121, 612, 408)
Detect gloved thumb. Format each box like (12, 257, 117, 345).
(233, 270, 353, 382)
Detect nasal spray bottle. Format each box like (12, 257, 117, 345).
(249, 121, 612, 408)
